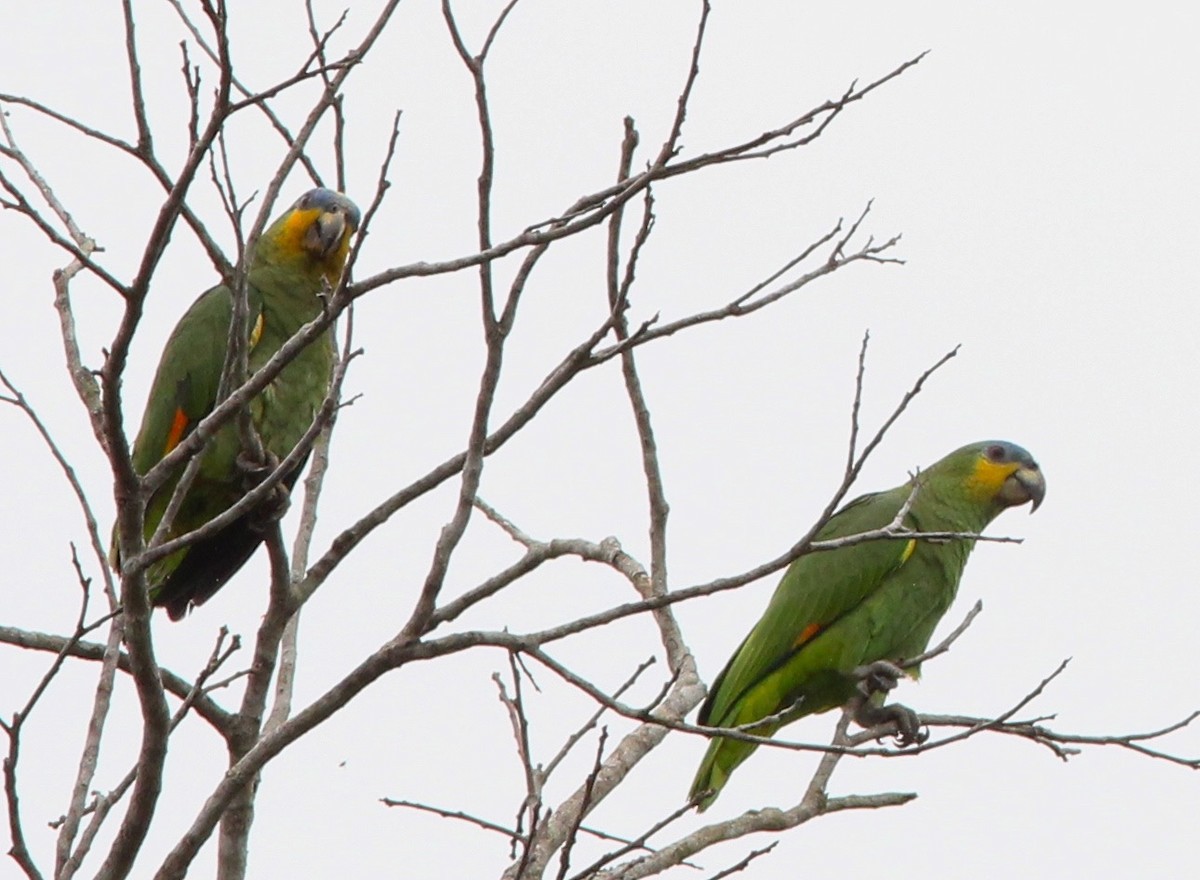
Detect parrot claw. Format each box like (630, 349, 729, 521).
(235, 450, 292, 530)
(236, 449, 281, 480)
(247, 488, 292, 532)
(853, 659, 906, 698)
(849, 660, 927, 746)
(850, 699, 929, 747)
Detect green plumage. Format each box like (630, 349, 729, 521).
(689, 441, 1045, 809)
(117, 189, 360, 619)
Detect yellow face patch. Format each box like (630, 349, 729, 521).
(274, 207, 325, 257)
(274, 207, 352, 285)
(964, 456, 1020, 503)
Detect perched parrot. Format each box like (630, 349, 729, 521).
(113, 188, 361, 619)
(689, 440, 1045, 810)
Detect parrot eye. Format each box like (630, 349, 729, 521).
(985, 444, 1007, 462)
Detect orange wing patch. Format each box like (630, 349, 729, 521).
(793, 622, 822, 649)
(164, 407, 190, 455)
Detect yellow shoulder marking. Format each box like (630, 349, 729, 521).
(249, 312, 264, 350)
(899, 538, 917, 564)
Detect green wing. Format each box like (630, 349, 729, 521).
(691, 485, 915, 806)
(130, 284, 248, 475)
(125, 285, 269, 604)
(699, 486, 913, 727)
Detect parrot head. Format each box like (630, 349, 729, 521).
(261, 187, 362, 285)
(952, 440, 1045, 513)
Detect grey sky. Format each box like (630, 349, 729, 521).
(2, 1, 1197, 877)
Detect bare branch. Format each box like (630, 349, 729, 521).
(381, 798, 521, 839)
(653, 0, 711, 166)
(392, 0, 520, 646)
(304, 213, 898, 600)
(900, 600, 984, 670)
(917, 711, 1200, 769)
(0, 113, 126, 293)
(60, 629, 242, 880)
(165, 0, 343, 184)
(56, 611, 125, 877)
(553, 727, 609, 880)
(606, 115, 683, 672)
(544, 658, 657, 781)
(0, 626, 233, 734)
(701, 843, 779, 880)
(563, 794, 697, 880)
(351, 54, 927, 298)
(120, 0, 152, 153)
(0, 371, 116, 604)
(473, 496, 538, 548)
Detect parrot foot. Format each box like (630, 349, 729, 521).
(247, 486, 292, 532)
(850, 698, 929, 747)
(236, 449, 281, 481)
(236, 450, 292, 530)
(849, 660, 928, 747)
(853, 659, 906, 698)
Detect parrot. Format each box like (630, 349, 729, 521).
(113, 187, 361, 620)
(688, 440, 1045, 810)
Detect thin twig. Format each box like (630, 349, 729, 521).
(553, 727, 608, 880)
(543, 658, 657, 781)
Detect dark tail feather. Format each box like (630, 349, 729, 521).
(155, 462, 306, 620)
(156, 522, 268, 620)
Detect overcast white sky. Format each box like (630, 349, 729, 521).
(3, 1, 1199, 877)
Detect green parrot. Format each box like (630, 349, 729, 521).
(113, 188, 361, 619)
(689, 440, 1045, 809)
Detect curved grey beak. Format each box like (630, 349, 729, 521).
(305, 209, 350, 259)
(997, 465, 1045, 512)
(1011, 466, 1046, 512)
